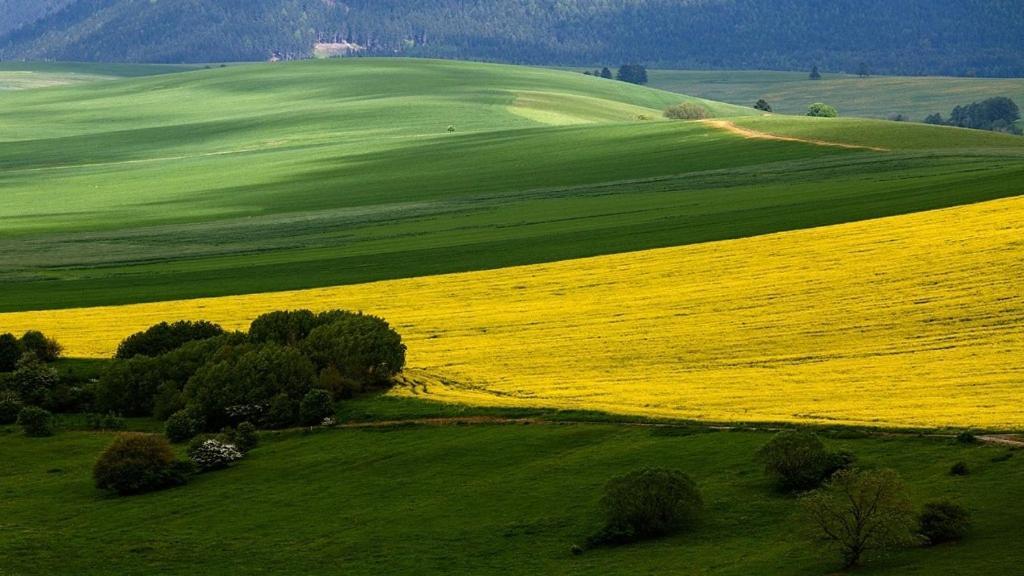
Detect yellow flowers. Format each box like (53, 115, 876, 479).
(3, 197, 1022, 429)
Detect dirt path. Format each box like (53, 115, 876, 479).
(702, 119, 890, 152)
(338, 416, 1022, 448)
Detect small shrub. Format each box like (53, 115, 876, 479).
(299, 388, 335, 426)
(0, 391, 23, 425)
(187, 438, 243, 472)
(919, 501, 971, 544)
(11, 355, 59, 407)
(94, 433, 190, 495)
(664, 102, 710, 120)
(955, 431, 979, 445)
(949, 461, 970, 476)
(116, 320, 224, 359)
(757, 431, 850, 492)
(20, 331, 62, 362)
(589, 468, 702, 546)
(84, 412, 128, 431)
(264, 393, 299, 429)
(233, 421, 259, 452)
(165, 409, 203, 443)
(807, 103, 839, 118)
(17, 406, 54, 437)
(754, 98, 772, 112)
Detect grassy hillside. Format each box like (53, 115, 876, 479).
(5, 195, 1022, 429)
(3, 418, 1022, 575)
(0, 61, 194, 91)
(2, 59, 1023, 312)
(648, 69, 1024, 122)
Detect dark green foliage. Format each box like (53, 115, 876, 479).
(264, 393, 299, 430)
(232, 422, 259, 452)
(7, 0, 1021, 77)
(754, 99, 772, 112)
(924, 112, 946, 125)
(757, 431, 852, 492)
(19, 331, 62, 363)
(0, 333, 23, 372)
(956, 431, 979, 445)
(17, 406, 54, 437)
(248, 309, 348, 345)
(301, 313, 406, 388)
(183, 344, 316, 429)
(0, 391, 23, 425)
(810, 66, 822, 80)
(664, 102, 710, 120)
(946, 97, 1021, 134)
(616, 64, 648, 85)
(950, 461, 970, 476)
(807, 102, 839, 117)
(600, 67, 613, 79)
(115, 320, 224, 359)
(589, 468, 702, 546)
(991, 451, 1014, 463)
(299, 389, 335, 426)
(919, 501, 971, 545)
(83, 413, 128, 431)
(165, 409, 203, 443)
(93, 433, 191, 496)
(318, 365, 360, 399)
(96, 333, 246, 417)
(10, 355, 59, 408)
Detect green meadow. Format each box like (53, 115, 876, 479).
(2, 59, 1023, 312)
(3, 406, 1022, 576)
(647, 69, 1024, 123)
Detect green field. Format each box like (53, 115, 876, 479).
(647, 69, 1024, 123)
(0, 62, 200, 91)
(2, 58, 1023, 312)
(3, 405, 1021, 575)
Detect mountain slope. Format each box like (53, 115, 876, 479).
(0, 0, 71, 36)
(1, 0, 1023, 76)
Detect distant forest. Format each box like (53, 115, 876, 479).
(2, 0, 1023, 76)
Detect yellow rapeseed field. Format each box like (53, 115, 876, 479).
(2, 197, 1022, 429)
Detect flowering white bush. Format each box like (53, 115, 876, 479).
(188, 439, 243, 471)
(321, 417, 338, 427)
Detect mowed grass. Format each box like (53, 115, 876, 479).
(2, 59, 1023, 311)
(2, 421, 1022, 576)
(647, 69, 1024, 122)
(5, 196, 1022, 429)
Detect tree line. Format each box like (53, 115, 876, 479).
(2, 0, 1023, 77)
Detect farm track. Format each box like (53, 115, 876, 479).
(336, 416, 1024, 447)
(702, 119, 891, 151)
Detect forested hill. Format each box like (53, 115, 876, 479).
(0, 0, 72, 36)
(2, 0, 1023, 77)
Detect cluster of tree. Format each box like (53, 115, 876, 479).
(94, 309, 405, 442)
(0, 0, 72, 36)
(3, 0, 1023, 77)
(582, 64, 647, 84)
(807, 102, 839, 117)
(924, 97, 1021, 135)
(573, 430, 974, 569)
(0, 330, 68, 436)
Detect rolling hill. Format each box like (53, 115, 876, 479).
(2, 59, 1022, 313)
(2, 0, 1023, 76)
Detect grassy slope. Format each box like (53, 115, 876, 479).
(647, 69, 1024, 123)
(2, 420, 1021, 576)
(2, 59, 1023, 312)
(0, 61, 199, 90)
